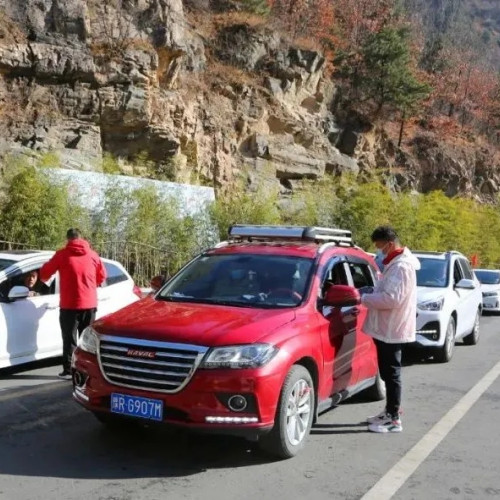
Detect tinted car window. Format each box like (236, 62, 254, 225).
(158, 254, 314, 308)
(453, 260, 463, 284)
(348, 262, 374, 288)
(416, 258, 449, 288)
(321, 261, 349, 298)
(0, 267, 53, 300)
(458, 259, 473, 280)
(104, 262, 128, 286)
(474, 270, 500, 285)
(0, 259, 15, 272)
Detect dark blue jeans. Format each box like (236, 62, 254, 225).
(375, 339, 402, 419)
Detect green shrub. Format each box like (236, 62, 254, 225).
(0, 165, 89, 249)
(209, 185, 282, 240)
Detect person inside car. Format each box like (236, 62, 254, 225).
(23, 270, 41, 296)
(7, 270, 47, 297)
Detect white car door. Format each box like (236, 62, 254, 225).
(96, 260, 138, 319)
(0, 269, 60, 368)
(452, 259, 477, 336)
(457, 258, 481, 332)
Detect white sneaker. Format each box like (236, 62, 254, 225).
(368, 416, 403, 433)
(366, 410, 389, 425)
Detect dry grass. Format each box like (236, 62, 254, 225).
(89, 38, 156, 60)
(213, 12, 268, 30)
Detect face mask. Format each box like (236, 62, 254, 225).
(378, 242, 391, 256)
(375, 250, 385, 271)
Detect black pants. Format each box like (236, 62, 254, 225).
(59, 308, 96, 372)
(375, 339, 402, 419)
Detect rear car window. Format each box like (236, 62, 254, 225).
(104, 262, 129, 286)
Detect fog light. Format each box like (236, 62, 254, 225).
(205, 416, 259, 424)
(73, 371, 87, 388)
(228, 395, 247, 412)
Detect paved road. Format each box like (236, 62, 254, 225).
(0, 316, 499, 500)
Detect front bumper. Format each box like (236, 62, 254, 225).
(72, 348, 282, 436)
(482, 296, 500, 312)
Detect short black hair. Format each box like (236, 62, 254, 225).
(66, 228, 81, 240)
(371, 225, 399, 243)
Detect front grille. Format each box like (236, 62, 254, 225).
(98, 335, 208, 393)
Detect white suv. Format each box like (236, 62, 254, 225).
(414, 251, 482, 362)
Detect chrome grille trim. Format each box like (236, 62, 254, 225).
(98, 334, 208, 394)
(107, 373, 182, 386)
(102, 362, 190, 377)
(101, 353, 193, 368)
(101, 344, 198, 360)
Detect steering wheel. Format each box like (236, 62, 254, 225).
(267, 288, 302, 302)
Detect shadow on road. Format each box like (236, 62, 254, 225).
(0, 357, 61, 378)
(0, 384, 279, 481)
(311, 422, 368, 435)
(1, 374, 60, 381)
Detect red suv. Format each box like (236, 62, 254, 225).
(72, 225, 383, 458)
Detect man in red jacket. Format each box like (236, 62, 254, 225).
(40, 228, 106, 379)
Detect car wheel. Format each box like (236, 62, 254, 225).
(364, 371, 386, 401)
(259, 365, 315, 459)
(434, 316, 455, 363)
(463, 309, 480, 345)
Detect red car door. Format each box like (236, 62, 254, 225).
(317, 258, 360, 396)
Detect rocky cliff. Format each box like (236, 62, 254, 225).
(0, 0, 499, 200)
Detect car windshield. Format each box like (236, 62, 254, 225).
(0, 259, 16, 272)
(157, 253, 314, 308)
(416, 258, 449, 288)
(474, 270, 500, 285)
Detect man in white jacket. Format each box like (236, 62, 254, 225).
(361, 226, 420, 433)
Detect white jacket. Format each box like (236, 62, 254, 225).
(361, 247, 420, 344)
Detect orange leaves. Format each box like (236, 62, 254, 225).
(268, 0, 336, 43)
(331, 0, 396, 50)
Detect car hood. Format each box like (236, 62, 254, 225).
(480, 284, 500, 293)
(417, 287, 447, 302)
(93, 296, 296, 347)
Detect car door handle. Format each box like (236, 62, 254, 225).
(45, 305, 59, 310)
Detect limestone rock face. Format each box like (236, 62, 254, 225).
(0, 0, 497, 199)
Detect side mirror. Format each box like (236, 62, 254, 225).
(150, 275, 167, 292)
(8, 286, 30, 301)
(455, 278, 475, 290)
(323, 284, 361, 307)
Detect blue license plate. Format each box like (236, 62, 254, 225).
(110, 393, 163, 421)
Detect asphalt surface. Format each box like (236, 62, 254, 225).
(0, 315, 499, 500)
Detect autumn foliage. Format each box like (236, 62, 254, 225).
(267, 0, 335, 42)
(238, 0, 499, 145)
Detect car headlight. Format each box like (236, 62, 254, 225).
(418, 297, 444, 311)
(201, 344, 278, 369)
(78, 326, 98, 355)
(483, 291, 499, 297)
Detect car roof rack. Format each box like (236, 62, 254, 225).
(228, 225, 353, 246)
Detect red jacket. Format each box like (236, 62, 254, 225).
(40, 239, 107, 310)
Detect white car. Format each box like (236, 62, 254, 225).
(414, 251, 482, 363)
(474, 269, 500, 313)
(0, 250, 141, 369)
